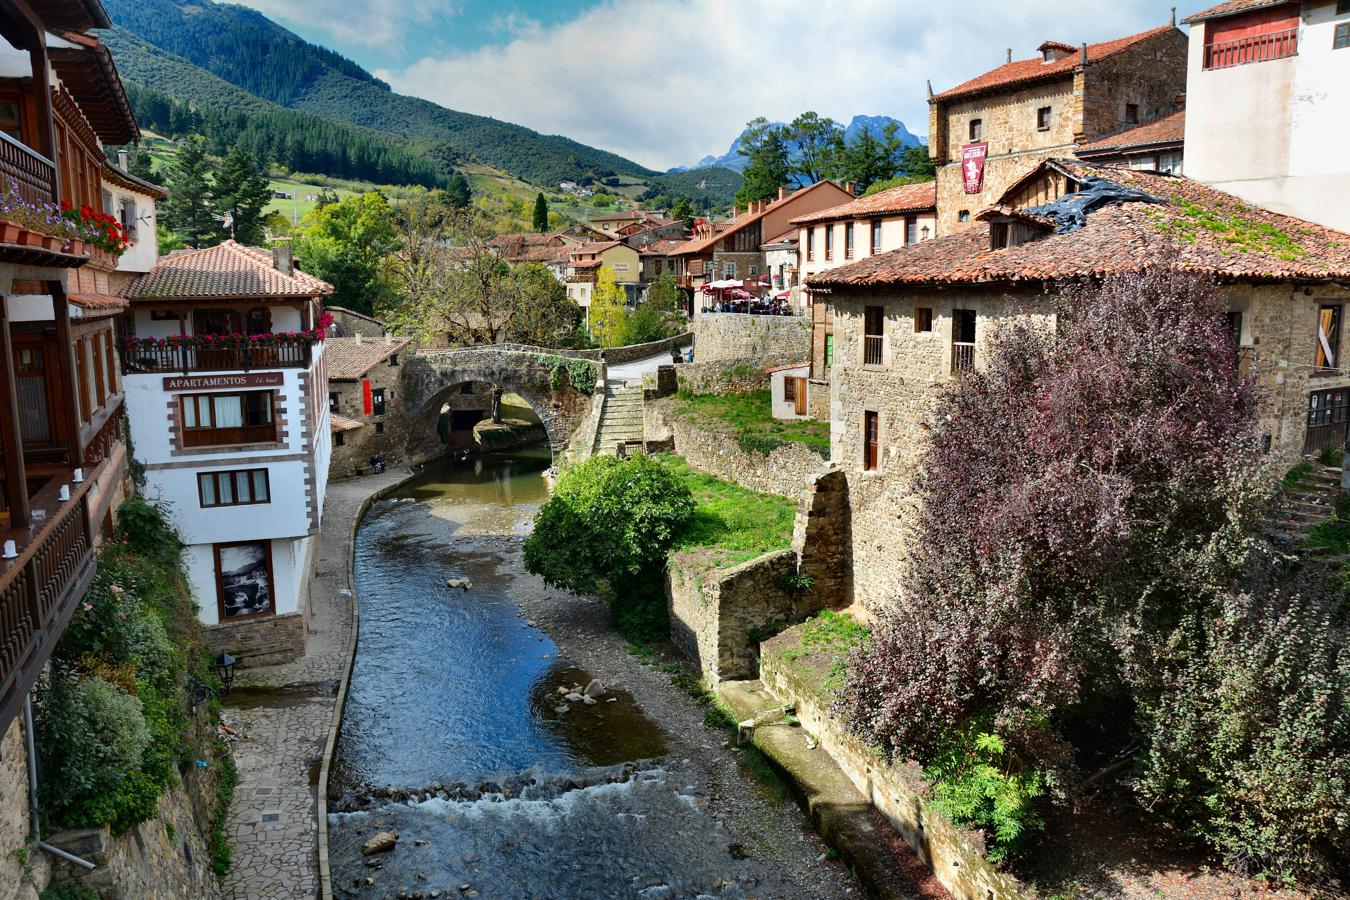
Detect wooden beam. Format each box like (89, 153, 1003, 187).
(48, 281, 82, 468)
(0, 299, 30, 526)
(27, 31, 58, 205)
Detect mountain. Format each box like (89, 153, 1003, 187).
(673, 115, 925, 174)
(101, 0, 659, 188)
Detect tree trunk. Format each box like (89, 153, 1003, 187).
(490, 387, 503, 424)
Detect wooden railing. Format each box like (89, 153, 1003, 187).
(81, 399, 124, 469)
(952, 341, 976, 374)
(0, 472, 97, 737)
(0, 129, 57, 209)
(121, 342, 312, 375)
(1203, 27, 1297, 70)
(864, 335, 884, 366)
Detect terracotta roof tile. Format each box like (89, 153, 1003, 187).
(325, 336, 413, 380)
(70, 292, 129, 312)
(1077, 109, 1186, 154)
(809, 161, 1350, 289)
(640, 238, 687, 255)
(671, 180, 851, 256)
(932, 26, 1175, 102)
(1182, 0, 1289, 24)
(790, 182, 936, 225)
(330, 413, 364, 433)
(123, 241, 332, 300)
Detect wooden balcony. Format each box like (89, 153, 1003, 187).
(122, 341, 312, 375)
(0, 128, 56, 208)
(0, 467, 99, 736)
(1203, 27, 1297, 70)
(864, 334, 884, 366)
(952, 341, 976, 374)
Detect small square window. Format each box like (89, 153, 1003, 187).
(389, 353, 399, 367)
(375, 421, 385, 435)
(1125, 103, 1139, 124)
(958, 210, 971, 223)
(1037, 106, 1051, 130)
(969, 118, 983, 141)
(1335, 22, 1350, 49)
(915, 307, 933, 333)
(334, 431, 344, 446)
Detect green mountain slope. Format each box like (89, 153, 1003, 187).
(101, 0, 658, 188)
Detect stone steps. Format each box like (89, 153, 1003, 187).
(591, 383, 646, 455)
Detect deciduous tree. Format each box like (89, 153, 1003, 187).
(735, 117, 790, 206)
(588, 267, 627, 348)
(293, 192, 399, 314)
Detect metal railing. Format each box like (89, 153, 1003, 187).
(1203, 27, 1297, 70)
(864, 335, 884, 366)
(0, 130, 56, 209)
(952, 341, 976, 374)
(121, 342, 312, 375)
(0, 474, 96, 736)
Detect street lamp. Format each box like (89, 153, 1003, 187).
(212, 652, 237, 698)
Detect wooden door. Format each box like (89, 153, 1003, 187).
(794, 378, 807, 416)
(864, 410, 879, 470)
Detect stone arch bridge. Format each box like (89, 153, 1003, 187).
(402, 347, 602, 456)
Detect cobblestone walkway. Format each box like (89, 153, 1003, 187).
(220, 471, 406, 900)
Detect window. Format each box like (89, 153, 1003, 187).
(101, 189, 114, 217)
(915, 306, 933, 333)
(825, 226, 834, 260)
(952, 309, 977, 374)
(180, 391, 275, 447)
(375, 421, 385, 435)
(0, 101, 20, 140)
(1315, 304, 1343, 374)
(120, 197, 137, 241)
(905, 217, 919, 245)
(969, 118, 983, 141)
(783, 376, 797, 403)
(1125, 103, 1139, 125)
(958, 210, 971, 223)
(870, 220, 882, 253)
(864, 305, 884, 366)
(214, 541, 274, 621)
(328, 392, 339, 413)
(1037, 106, 1051, 130)
(334, 431, 344, 447)
(990, 222, 1011, 249)
(371, 388, 386, 416)
(199, 469, 270, 508)
(1157, 151, 1183, 175)
(1336, 22, 1350, 49)
(806, 227, 815, 261)
(863, 410, 879, 471)
(389, 353, 399, 367)
(844, 222, 855, 258)
(824, 333, 835, 367)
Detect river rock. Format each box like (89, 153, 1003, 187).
(445, 578, 472, 590)
(564, 692, 583, 703)
(361, 830, 399, 855)
(582, 695, 597, 705)
(583, 679, 604, 698)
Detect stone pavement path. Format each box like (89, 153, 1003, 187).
(220, 470, 406, 900)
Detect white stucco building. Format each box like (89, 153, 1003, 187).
(120, 241, 333, 664)
(1183, 0, 1350, 232)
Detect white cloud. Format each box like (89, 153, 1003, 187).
(376, 0, 1180, 171)
(233, 0, 452, 50)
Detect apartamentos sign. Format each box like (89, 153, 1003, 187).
(961, 141, 989, 194)
(163, 372, 284, 391)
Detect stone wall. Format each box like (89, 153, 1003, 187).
(646, 397, 827, 499)
(666, 469, 852, 685)
(692, 313, 811, 368)
(0, 717, 48, 900)
(673, 361, 768, 396)
(325, 306, 387, 339)
(494, 333, 691, 366)
(758, 632, 1027, 900)
(203, 609, 306, 668)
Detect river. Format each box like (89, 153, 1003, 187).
(327, 449, 850, 900)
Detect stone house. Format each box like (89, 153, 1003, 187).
(790, 181, 938, 381)
(636, 238, 688, 283)
(1075, 107, 1185, 173)
(927, 24, 1187, 236)
(324, 334, 413, 478)
(325, 305, 388, 338)
(806, 159, 1350, 612)
(1182, 0, 1350, 233)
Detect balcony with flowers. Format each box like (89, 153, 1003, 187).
(121, 312, 334, 375)
(0, 179, 130, 267)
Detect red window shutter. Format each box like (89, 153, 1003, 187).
(362, 379, 372, 415)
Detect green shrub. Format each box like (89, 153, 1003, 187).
(924, 726, 1048, 862)
(210, 742, 238, 878)
(116, 496, 182, 566)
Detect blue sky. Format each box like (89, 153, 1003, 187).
(233, 0, 1194, 171)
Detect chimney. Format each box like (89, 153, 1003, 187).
(1170, 6, 1176, 26)
(1006, 48, 1012, 63)
(272, 238, 293, 275)
(777, 185, 788, 201)
(732, 204, 738, 217)
(1080, 42, 1088, 65)
(117, 149, 129, 171)
(845, 181, 857, 197)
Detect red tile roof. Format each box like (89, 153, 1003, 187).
(325, 335, 413, 380)
(671, 180, 851, 256)
(932, 26, 1175, 102)
(571, 240, 624, 254)
(790, 181, 936, 225)
(809, 161, 1350, 289)
(70, 293, 128, 314)
(1182, 0, 1290, 24)
(639, 238, 687, 255)
(330, 414, 364, 433)
(123, 241, 332, 300)
(1077, 109, 1186, 154)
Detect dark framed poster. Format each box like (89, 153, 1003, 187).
(214, 540, 276, 621)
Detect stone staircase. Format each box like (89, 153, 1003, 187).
(1268, 462, 1344, 552)
(591, 381, 646, 455)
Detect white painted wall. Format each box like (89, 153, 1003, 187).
(105, 181, 160, 275)
(131, 305, 304, 340)
(770, 365, 811, 420)
(185, 535, 309, 626)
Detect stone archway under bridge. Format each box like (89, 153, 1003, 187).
(402, 347, 602, 460)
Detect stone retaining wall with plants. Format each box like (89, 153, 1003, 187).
(691, 314, 810, 367)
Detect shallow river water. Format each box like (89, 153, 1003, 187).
(328, 450, 825, 899)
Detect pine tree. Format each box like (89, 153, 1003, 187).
(160, 135, 220, 247)
(445, 173, 471, 209)
(532, 192, 549, 233)
(212, 146, 274, 244)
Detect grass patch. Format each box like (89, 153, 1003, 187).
(1305, 493, 1350, 554)
(1283, 461, 1313, 490)
(779, 610, 872, 693)
(673, 390, 830, 458)
(656, 455, 796, 567)
(1317, 445, 1343, 467)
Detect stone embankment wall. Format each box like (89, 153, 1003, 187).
(674, 361, 769, 395)
(667, 470, 852, 686)
(1, 718, 49, 900)
(646, 397, 826, 499)
(758, 633, 1026, 900)
(692, 314, 810, 368)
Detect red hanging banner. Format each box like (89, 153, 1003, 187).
(961, 142, 989, 194)
(362, 379, 372, 415)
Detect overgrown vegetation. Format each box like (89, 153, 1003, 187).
(534, 355, 598, 395)
(673, 390, 831, 458)
(778, 610, 870, 693)
(1154, 201, 1306, 261)
(33, 498, 214, 836)
(210, 742, 238, 877)
(843, 269, 1350, 880)
(658, 455, 796, 567)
